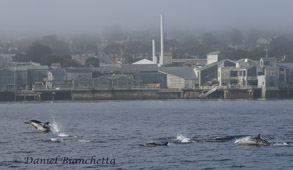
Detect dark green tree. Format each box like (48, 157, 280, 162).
(199, 32, 226, 57)
(26, 42, 52, 63)
(222, 47, 266, 60)
(104, 43, 121, 55)
(270, 36, 293, 58)
(85, 57, 100, 67)
(39, 54, 80, 67)
(230, 29, 243, 49)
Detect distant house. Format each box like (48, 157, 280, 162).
(218, 59, 260, 86)
(195, 56, 293, 90)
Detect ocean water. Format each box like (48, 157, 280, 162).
(1, 100, 293, 170)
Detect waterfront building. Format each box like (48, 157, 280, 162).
(93, 74, 140, 89)
(45, 69, 71, 89)
(0, 68, 14, 91)
(73, 76, 94, 89)
(159, 67, 197, 89)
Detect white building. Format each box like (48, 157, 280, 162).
(159, 67, 196, 89)
(207, 52, 223, 64)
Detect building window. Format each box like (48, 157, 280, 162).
(269, 82, 274, 86)
(230, 71, 238, 77)
(280, 75, 285, 81)
(258, 72, 264, 75)
(264, 61, 270, 66)
(247, 67, 256, 77)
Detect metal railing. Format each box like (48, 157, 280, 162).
(199, 85, 259, 90)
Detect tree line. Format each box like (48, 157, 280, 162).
(10, 29, 293, 65)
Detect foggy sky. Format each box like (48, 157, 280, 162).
(1, 0, 293, 38)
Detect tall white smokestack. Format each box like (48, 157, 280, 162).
(160, 14, 164, 66)
(152, 39, 157, 64)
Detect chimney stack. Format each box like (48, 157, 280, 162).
(152, 39, 157, 64)
(160, 14, 164, 66)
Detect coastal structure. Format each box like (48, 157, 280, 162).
(159, 67, 196, 89)
(1, 54, 293, 101)
(1, 13, 293, 100)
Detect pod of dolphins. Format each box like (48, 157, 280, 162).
(25, 120, 271, 147)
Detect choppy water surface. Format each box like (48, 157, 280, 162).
(1, 100, 293, 170)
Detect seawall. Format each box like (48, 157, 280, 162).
(1, 88, 293, 101)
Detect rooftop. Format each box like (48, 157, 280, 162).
(159, 67, 196, 79)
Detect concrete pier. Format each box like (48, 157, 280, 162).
(1, 87, 293, 102)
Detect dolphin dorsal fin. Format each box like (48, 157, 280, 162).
(255, 134, 261, 139)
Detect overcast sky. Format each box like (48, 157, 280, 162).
(1, 0, 293, 38)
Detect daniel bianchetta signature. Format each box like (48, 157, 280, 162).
(13, 156, 116, 165)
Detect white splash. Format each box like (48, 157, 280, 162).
(272, 142, 289, 146)
(234, 136, 253, 144)
(50, 138, 63, 143)
(176, 134, 191, 143)
(50, 115, 77, 139)
(78, 139, 91, 143)
(58, 133, 70, 137)
(51, 116, 61, 133)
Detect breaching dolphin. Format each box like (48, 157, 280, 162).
(25, 120, 52, 132)
(139, 142, 168, 147)
(235, 134, 270, 146)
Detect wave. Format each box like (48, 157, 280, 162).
(234, 136, 253, 145)
(271, 142, 293, 146)
(234, 136, 293, 147)
(78, 139, 91, 143)
(57, 133, 70, 137)
(159, 134, 250, 144)
(49, 138, 63, 143)
(176, 134, 191, 143)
